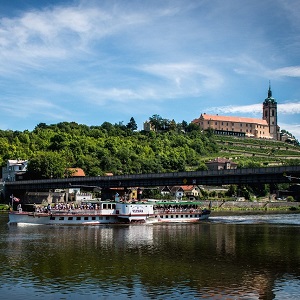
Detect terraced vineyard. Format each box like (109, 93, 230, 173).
(213, 135, 300, 166)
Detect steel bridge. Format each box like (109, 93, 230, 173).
(4, 165, 300, 199)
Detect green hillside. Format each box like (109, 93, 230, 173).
(215, 135, 300, 167)
(0, 119, 299, 180)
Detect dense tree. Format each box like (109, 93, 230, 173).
(149, 114, 163, 131)
(26, 152, 68, 179)
(126, 117, 138, 131)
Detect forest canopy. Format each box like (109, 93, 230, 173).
(0, 117, 218, 179)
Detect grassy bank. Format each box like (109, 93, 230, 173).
(0, 204, 10, 211)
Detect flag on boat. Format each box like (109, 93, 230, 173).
(10, 195, 20, 202)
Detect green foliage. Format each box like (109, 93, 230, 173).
(27, 152, 69, 179)
(286, 196, 294, 202)
(126, 117, 138, 131)
(0, 117, 299, 180)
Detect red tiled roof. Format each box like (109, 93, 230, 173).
(67, 168, 85, 177)
(181, 185, 196, 191)
(194, 114, 268, 126)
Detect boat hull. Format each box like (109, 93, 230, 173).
(8, 212, 121, 225)
(8, 210, 210, 225)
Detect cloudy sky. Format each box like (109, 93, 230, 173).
(0, 0, 300, 140)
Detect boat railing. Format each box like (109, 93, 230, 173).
(42, 209, 115, 215)
(153, 208, 204, 214)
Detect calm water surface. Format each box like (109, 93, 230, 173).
(0, 212, 300, 299)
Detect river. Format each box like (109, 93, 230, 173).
(0, 212, 299, 299)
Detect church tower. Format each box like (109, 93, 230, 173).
(263, 82, 279, 140)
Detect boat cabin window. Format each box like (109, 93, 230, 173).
(59, 217, 64, 220)
(76, 217, 81, 220)
(92, 217, 96, 220)
(68, 217, 73, 220)
(84, 217, 89, 220)
(102, 203, 115, 209)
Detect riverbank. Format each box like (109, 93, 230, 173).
(203, 200, 300, 212)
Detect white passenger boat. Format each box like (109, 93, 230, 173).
(8, 200, 210, 225)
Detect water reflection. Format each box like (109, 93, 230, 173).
(209, 212, 300, 225)
(1, 214, 300, 299)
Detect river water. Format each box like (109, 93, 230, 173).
(0, 212, 300, 300)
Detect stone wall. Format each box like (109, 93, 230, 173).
(201, 200, 300, 209)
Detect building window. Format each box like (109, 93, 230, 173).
(272, 110, 275, 117)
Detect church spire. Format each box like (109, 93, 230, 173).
(268, 81, 272, 98)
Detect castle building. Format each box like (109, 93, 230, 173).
(192, 85, 280, 140)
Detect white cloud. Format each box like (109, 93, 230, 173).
(205, 102, 300, 117)
(278, 102, 300, 114)
(0, 3, 152, 74)
(205, 104, 262, 115)
(272, 66, 300, 78)
(140, 62, 223, 91)
(0, 97, 72, 120)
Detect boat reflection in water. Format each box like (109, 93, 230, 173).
(2, 213, 300, 299)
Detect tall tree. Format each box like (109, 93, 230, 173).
(126, 117, 138, 131)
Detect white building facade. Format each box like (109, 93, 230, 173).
(2, 160, 28, 182)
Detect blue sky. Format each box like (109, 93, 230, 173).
(0, 0, 300, 140)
